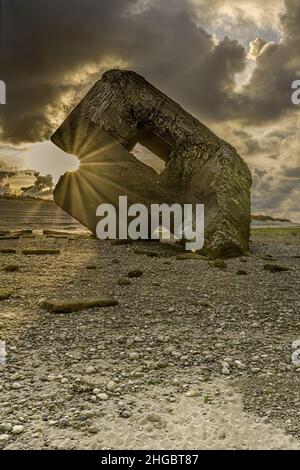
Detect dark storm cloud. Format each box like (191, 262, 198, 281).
(0, 0, 247, 143)
(240, 0, 300, 122)
(0, 0, 299, 146)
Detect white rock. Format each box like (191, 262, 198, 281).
(98, 393, 109, 401)
(12, 425, 24, 434)
(11, 382, 21, 389)
(185, 389, 199, 397)
(85, 366, 96, 374)
(0, 434, 9, 443)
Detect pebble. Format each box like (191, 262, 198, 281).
(85, 366, 96, 374)
(107, 380, 118, 391)
(221, 366, 231, 375)
(11, 382, 21, 389)
(0, 423, 12, 432)
(234, 360, 245, 369)
(12, 425, 24, 434)
(129, 352, 140, 360)
(185, 389, 199, 397)
(98, 393, 109, 401)
(0, 434, 9, 443)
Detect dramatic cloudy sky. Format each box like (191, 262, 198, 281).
(0, 0, 299, 220)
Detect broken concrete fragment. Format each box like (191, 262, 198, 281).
(4, 265, 19, 272)
(22, 249, 61, 255)
(43, 229, 74, 237)
(264, 264, 290, 272)
(42, 297, 119, 313)
(176, 253, 207, 261)
(236, 269, 248, 275)
(133, 248, 158, 257)
(0, 235, 20, 240)
(117, 277, 132, 286)
(127, 269, 143, 278)
(51, 69, 252, 258)
(213, 259, 227, 269)
(13, 230, 33, 236)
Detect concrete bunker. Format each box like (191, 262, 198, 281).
(51, 69, 252, 257)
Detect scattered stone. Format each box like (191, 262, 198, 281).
(85, 366, 96, 374)
(134, 248, 158, 257)
(264, 264, 290, 272)
(145, 361, 157, 370)
(11, 382, 21, 389)
(0, 423, 12, 432)
(261, 255, 273, 260)
(127, 269, 143, 278)
(22, 249, 61, 255)
(117, 277, 132, 286)
(14, 230, 33, 236)
(236, 269, 247, 275)
(185, 389, 199, 397)
(176, 253, 207, 261)
(42, 297, 119, 313)
(12, 425, 24, 434)
(213, 259, 227, 269)
(4, 265, 19, 273)
(98, 393, 109, 401)
(234, 360, 245, 370)
(0, 434, 9, 443)
(107, 380, 118, 392)
(0, 235, 20, 240)
(43, 229, 74, 236)
(129, 352, 140, 360)
(221, 366, 231, 375)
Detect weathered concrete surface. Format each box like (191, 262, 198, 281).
(51, 69, 252, 257)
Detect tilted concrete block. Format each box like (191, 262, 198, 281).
(51, 69, 252, 257)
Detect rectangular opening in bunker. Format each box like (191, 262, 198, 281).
(128, 125, 171, 175)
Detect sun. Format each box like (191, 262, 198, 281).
(66, 155, 80, 173)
